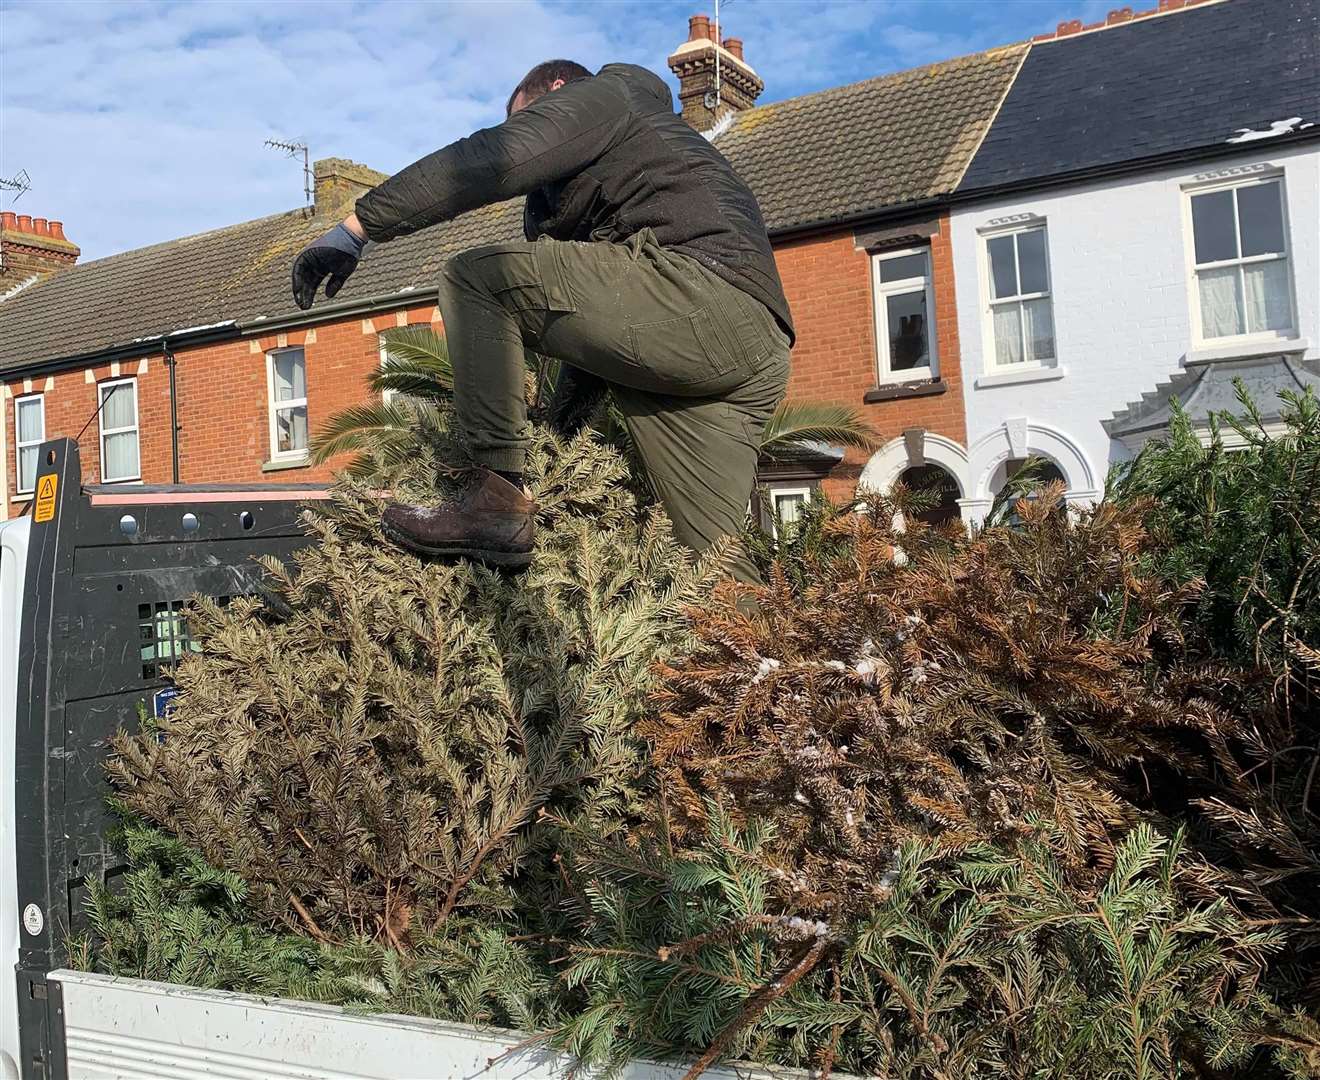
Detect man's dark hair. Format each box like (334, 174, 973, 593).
(506, 60, 592, 115)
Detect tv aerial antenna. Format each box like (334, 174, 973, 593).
(264, 139, 312, 210)
(703, 0, 734, 115)
(0, 169, 32, 204)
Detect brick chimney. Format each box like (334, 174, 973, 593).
(313, 158, 389, 220)
(0, 211, 79, 293)
(667, 13, 764, 130)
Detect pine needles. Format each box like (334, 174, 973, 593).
(91, 390, 1320, 1079)
(108, 424, 724, 947)
(651, 486, 1257, 910)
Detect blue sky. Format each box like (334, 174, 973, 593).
(1, 0, 1113, 261)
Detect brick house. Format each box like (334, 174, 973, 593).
(0, 17, 1026, 527)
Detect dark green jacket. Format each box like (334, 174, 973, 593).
(354, 63, 794, 342)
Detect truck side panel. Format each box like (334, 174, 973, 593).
(50, 971, 824, 1080)
(12, 440, 324, 1080)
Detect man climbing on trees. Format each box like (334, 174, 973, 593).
(291, 60, 793, 583)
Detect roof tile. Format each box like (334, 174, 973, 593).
(958, 0, 1320, 193)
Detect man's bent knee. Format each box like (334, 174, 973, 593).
(441, 247, 482, 291)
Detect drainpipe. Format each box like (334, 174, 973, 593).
(164, 344, 180, 484)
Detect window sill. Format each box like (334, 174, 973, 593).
(10, 493, 32, 504)
(1185, 337, 1309, 365)
(975, 366, 1067, 389)
(864, 379, 945, 404)
(262, 454, 312, 473)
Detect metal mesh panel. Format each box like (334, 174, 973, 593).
(136, 598, 228, 680)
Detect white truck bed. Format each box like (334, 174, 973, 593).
(51, 971, 835, 1080)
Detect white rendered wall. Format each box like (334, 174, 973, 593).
(948, 143, 1319, 519)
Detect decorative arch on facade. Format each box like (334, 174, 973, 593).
(857, 432, 970, 497)
(966, 418, 1102, 514)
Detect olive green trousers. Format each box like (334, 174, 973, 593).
(438, 230, 790, 583)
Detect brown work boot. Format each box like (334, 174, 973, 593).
(381, 467, 535, 568)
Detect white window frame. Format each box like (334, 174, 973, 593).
(768, 483, 812, 539)
(377, 323, 428, 405)
(97, 377, 140, 484)
(1182, 171, 1296, 347)
(377, 334, 396, 406)
(14, 393, 45, 495)
(266, 347, 309, 462)
(871, 246, 938, 384)
(980, 222, 1056, 374)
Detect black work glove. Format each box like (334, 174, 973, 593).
(291, 223, 368, 310)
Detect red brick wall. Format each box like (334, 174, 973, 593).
(4, 303, 439, 511)
(772, 212, 967, 500)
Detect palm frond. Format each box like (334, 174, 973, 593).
(310, 401, 430, 464)
(372, 326, 453, 399)
(759, 401, 879, 456)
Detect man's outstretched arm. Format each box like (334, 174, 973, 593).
(355, 75, 629, 242)
(292, 74, 628, 309)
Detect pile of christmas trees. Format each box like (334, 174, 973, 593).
(89, 390, 1320, 1079)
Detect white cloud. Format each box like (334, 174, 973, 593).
(1, 0, 622, 259)
(1, 0, 1095, 261)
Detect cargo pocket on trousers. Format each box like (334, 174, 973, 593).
(533, 240, 579, 313)
(627, 309, 736, 388)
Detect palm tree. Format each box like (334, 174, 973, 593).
(313, 325, 879, 472)
(310, 325, 455, 478)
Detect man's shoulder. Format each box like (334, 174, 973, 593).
(594, 64, 674, 112)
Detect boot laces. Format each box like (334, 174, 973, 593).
(435, 461, 487, 494)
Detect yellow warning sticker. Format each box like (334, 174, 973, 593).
(33, 474, 58, 523)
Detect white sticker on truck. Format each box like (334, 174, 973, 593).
(22, 903, 43, 936)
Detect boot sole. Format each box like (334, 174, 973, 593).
(382, 521, 534, 569)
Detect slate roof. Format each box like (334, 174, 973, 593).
(0, 46, 1025, 376)
(958, 0, 1320, 194)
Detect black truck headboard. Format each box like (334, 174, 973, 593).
(14, 438, 327, 1080)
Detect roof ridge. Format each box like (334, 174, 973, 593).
(725, 0, 1227, 134)
(1030, 0, 1226, 44)
(727, 42, 1026, 130)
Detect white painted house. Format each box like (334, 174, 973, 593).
(951, 141, 1319, 520)
(860, 0, 1320, 525)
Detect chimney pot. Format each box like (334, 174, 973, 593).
(668, 12, 763, 130)
(0, 212, 79, 288)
